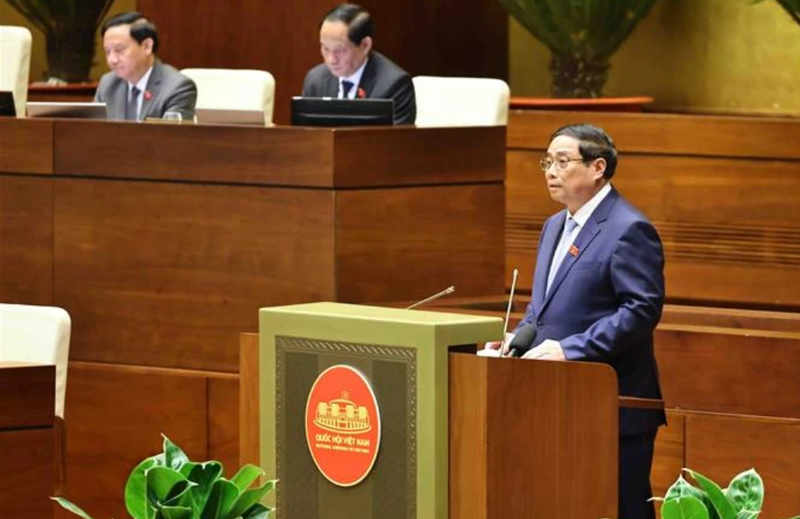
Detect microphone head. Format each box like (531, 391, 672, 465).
(508, 324, 537, 357)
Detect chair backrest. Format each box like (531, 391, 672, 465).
(0, 26, 33, 118)
(412, 75, 510, 127)
(0, 304, 71, 418)
(181, 68, 276, 125)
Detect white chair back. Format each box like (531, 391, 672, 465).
(0, 26, 33, 117)
(0, 303, 71, 418)
(181, 68, 276, 126)
(412, 75, 510, 127)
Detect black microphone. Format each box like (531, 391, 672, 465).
(507, 324, 537, 358)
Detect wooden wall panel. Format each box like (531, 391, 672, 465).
(335, 184, 505, 302)
(0, 428, 55, 519)
(685, 414, 800, 518)
(239, 333, 260, 468)
(505, 112, 800, 308)
(54, 180, 335, 371)
(0, 118, 53, 174)
(655, 325, 800, 418)
(651, 411, 684, 499)
(0, 175, 54, 305)
(137, 0, 507, 124)
(208, 376, 240, 473)
(63, 363, 211, 519)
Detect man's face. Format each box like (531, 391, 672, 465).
(319, 20, 371, 78)
(543, 135, 606, 213)
(103, 24, 153, 84)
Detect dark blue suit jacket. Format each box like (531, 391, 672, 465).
(518, 187, 667, 436)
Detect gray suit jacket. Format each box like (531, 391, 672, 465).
(95, 60, 197, 121)
(302, 51, 416, 125)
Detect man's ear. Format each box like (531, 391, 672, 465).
(142, 37, 154, 54)
(360, 36, 373, 54)
(591, 157, 607, 180)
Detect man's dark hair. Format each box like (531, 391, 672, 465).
(321, 3, 374, 45)
(101, 12, 159, 53)
(551, 123, 618, 179)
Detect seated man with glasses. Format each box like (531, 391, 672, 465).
(486, 124, 666, 519)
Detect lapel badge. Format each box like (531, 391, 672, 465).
(144, 90, 153, 101)
(569, 244, 579, 257)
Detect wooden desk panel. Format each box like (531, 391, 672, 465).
(0, 118, 53, 174)
(335, 184, 504, 302)
(0, 175, 54, 305)
(54, 179, 336, 371)
(0, 428, 55, 519)
(0, 363, 54, 430)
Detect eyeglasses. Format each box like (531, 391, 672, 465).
(539, 156, 585, 173)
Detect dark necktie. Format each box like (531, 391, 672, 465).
(126, 86, 140, 121)
(341, 80, 354, 99)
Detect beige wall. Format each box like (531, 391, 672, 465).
(510, 0, 800, 116)
(0, 0, 136, 82)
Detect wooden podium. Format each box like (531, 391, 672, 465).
(257, 303, 620, 519)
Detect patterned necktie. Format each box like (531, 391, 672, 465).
(341, 80, 354, 99)
(126, 86, 140, 121)
(546, 217, 579, 295)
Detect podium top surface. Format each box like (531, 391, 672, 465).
(261, 302, 502, 326)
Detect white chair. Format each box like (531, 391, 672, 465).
(412, 75, 510, 127)
(181, 68, 276, 126)
(0, 26, 33, 117)
(0, 303, 71, 418)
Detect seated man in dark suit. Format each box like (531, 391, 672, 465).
(96, 12, 197, 121)
(302, 3, 416, 125)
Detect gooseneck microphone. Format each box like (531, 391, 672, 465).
(405, 285, 456, 310)
(507, 324, 538, 358)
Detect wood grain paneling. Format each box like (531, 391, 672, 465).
(0, 175, 54, 304)
(332, 126, 506, 187)
(239, 332, 260, 468)
(0, 363, 54, 430)
(335, 184, 504, 302)
(655, 325, 800, 418)
(660, 305, 800, 332)
(54, 180, 335, 371)
(651, 411, 684, 499)
(63, 363, 211, 519)
(0, 118, 53, 174)
(54, 121, 334, 186)
(0, 428, 55, 519)
(685, 413, 800, 518)
(208, 376, 239, 473)
(137, 0, 507, 124)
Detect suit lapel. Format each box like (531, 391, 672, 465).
(539, 188, 619, 314)
(534, 211, 566, 308)
(357, 54, 378, 96)
(110, 79, 128, 120)
(140, 61, 162, 120)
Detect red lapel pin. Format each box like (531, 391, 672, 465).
(569, 244, 579, 257)
(144, 90, 153, 101)
(357, 87, 366, 99)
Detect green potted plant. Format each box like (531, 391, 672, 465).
(3, 0, 116, 82)
(53, 435, 276, 519)
(494, 0, 658, 98)
(653, 468, 799, 519)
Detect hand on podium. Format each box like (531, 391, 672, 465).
(478, 333, 515, 357)
(521, 339, 566, 361)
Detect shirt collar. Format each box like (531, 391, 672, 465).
(567, 182, 612, 228)
(339, 58, 369, 97)
(129, 65, 154, 96)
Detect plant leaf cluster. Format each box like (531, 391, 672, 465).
(4, 0, 116, 38)
(52, 435, 276, 519)
(653, 468, 799, 519)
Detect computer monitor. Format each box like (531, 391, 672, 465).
(0, 91, 15, 116)
(26, 101, 107, 119)
(291, 97, 393, 127)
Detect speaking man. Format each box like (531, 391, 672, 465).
(96, 12, 197, 121)
(490, 124, 666, 519)
(302, 3, 416, 125)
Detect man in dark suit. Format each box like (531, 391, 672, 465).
(302, 3, 416, 125)
(95, 12, 196, 121)
(492, 124, 665, 519)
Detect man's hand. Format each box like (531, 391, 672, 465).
(521, 339, 566, 361)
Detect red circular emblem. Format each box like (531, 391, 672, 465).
(305, 365, 381, 487)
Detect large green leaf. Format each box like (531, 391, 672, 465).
(202, 479, 240, 519)
(241, 503, 273, 519)
(661, 495, 711, 519)
(724, 469, 763, 513)
(687, 470, 737, 519)
(162, 435, 191, 472)
(181, 461, 225, 514)
(146, 466, 194, 504)
(126, 457, 159, 519)
(225, 480, 276, 519)
(156, 504, 194, 519)
(51, 497, 97, 519)
(735, 511, 760, 519)
(230, 465, 265, 493)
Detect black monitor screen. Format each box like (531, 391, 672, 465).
(291, 97, 393, 127)
(0, 91, 16, 117)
